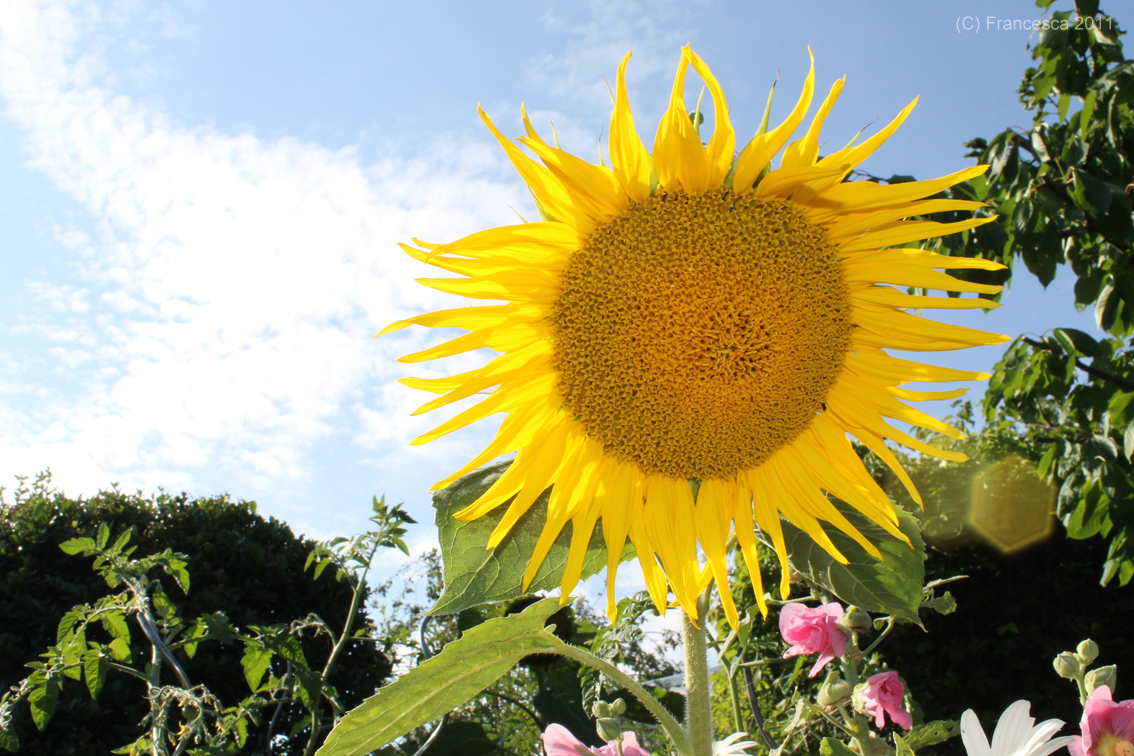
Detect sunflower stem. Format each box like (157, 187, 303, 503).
(682, 587, 715, 756)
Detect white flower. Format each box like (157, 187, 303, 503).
(714, 732, 759, 756)
(961, 700, 1075, 756)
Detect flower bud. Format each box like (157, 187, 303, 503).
(596, 718, 621, 742)
(1054, 652, 1082, 679)
(838, 606, 873, 635)
(592, 700, 611, 719)
(1086, 665, 1117, 695)
(817, 672, 852, 706)
(1077, 639, 1100, 665)
(609, 698, 626, 716)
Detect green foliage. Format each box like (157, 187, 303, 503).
(926, 2, 1134, 583)
(370, 547, 681, 756)
(0, 472, 391, 755)
(780, 503, 926, 624)
(317, 599, 565, 756)
(429, 461, 633, 615)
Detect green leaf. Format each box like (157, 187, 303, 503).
(111, 529, 132, 554)
(1053, 328, 1100, 357)
(108, 638, 132, 663)
(1070, 168, 1113, 216)
(1125, 424, 1134, 461)
(1109, 392, 1134, 427)
(101, 611, 130, 642)
(27, 672, 59, 731)
(96, 522, 110, 550)
(1038, 444, 1058, 480)
(84, 650, 108, 699)
(922, 591, 957, 616)
(905, 720, 959, 750)
(430, 461, 633, 615)
(781, 501, 925, 624)
(316, 598, 563, 756)
(1081, 90, 1097, 138)
(820, 738, 859, 756)
(201, 612, 236, 644)
(59, 537, 96, 555)
(0, 726, 17, 752)
(895, 733, 916, 756)
(1066, 495, 1109, 540)
(295, 668, 322, 709)
(242, 646, 273, 692)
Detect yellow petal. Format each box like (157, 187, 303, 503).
(780, 76, 845, 169)
(734, 49, 815, 193)
(653, 51, 711, 194)
(479, 105, 596, 233)
(519, 105, 628, 220)
(602, 460, 643, 620)
(684, 47, 735, 187)
(851, 286, 999, 312)
(411, 372, 557, 445)
(731, 474, 768, 616)
(818, 97, 918, 171)
(695, 478, 739, 628)
(812, 165, 989, 215)
(414, 222, 582, 265)
(609, 52, 653, 203)
(838, 215, 997, 253)
(826, 200, 987, 242)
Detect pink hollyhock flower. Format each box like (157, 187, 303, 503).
(860, 671, 912, 731)
(1069, 686, 1134, 756)
(779, 603, 848, 677)
(542, 724, 651, 756)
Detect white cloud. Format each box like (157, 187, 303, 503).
(0, 0, 526, 509)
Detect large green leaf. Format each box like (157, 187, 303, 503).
(430, 461, 632, 615)
(782, 501, 925, 624)
(316, 598, 564, 756)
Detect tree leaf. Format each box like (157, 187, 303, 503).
(1053, 328, 1100, 357)
(781, 501, 925, 624)
(430, 461, 633, 615)
(316, 598, 563, 756)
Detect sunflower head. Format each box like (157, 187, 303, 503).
(381, 47, 1007, 628)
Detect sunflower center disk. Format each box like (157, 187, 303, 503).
(552, 189, 854, 480)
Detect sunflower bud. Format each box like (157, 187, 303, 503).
(1086, 665, 1117, 695)
(1077, 639, 1100, 665)
(817, 671, 852, 706)
(838, 606, 873, 635)
(596, 718, 621, 742)
(1054, 652, 1082, 679)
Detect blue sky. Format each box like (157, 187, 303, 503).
(1, 1, 1126, 594)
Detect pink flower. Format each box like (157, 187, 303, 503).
(779, 603, 848, 677)
(542, 724, 651, 756)
(860, 671, 912, 731)
(1069, 686, 1134, 756)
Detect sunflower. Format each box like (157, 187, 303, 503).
(382, 47, 1007, 628)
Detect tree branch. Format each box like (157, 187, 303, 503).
(1023, 337, 1134, 391)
